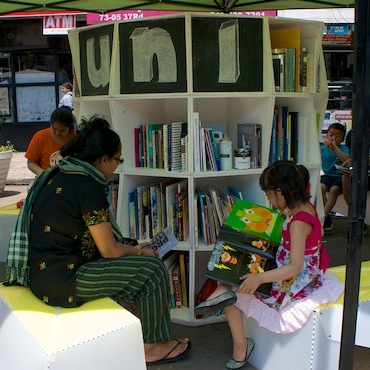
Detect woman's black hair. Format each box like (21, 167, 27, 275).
(61, 115, 121, 164)
(259, 160, 310, 208)
(51, 107, 74, 130)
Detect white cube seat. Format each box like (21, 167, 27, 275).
(244, 262, 370, 370)
(0, 285, 146, 370)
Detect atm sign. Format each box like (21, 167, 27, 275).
(43, 14, 76, 35)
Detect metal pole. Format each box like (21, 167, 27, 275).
(339, 0, 370, 368)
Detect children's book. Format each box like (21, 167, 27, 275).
(205, 225, 278, 297)
(224, 198, 284, 244)
(145, 227, 179, 259)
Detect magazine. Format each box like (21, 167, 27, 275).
(205, 225, 278, 297)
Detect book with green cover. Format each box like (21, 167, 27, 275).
(205, 225, 278, 297)
(224, 198, 284, 244)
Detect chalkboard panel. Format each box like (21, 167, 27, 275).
(119, 18, 186, 94)
(79, 24, 114, 96)
(192, 17, 263, 92)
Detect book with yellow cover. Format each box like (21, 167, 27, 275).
(224, 199, 284, 244)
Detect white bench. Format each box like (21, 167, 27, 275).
(244, 262, 370, 370)
(0, 285, 146, 370)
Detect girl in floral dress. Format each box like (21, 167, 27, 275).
(195, 161, 343, 369)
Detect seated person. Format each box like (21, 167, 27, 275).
(25, 108, 76, 175)
(7, 116, 192, 366)
(320, 123, 349, 231)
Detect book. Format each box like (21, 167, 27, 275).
(179, 252, 188, 307)
(272, 48, 295, 93)
(224, 198, 284, 244)
(272, 52, 284, 92)
(193, 112, 201, 172)
(300, 46, 309, 93)
(145, 227, 179, 259)
(172, 264, 182, 308)
(227, 186, 243, 200)
(269, 111, 278, 164)
(205, 224, 278, 297)
(237, 123, 262, 168)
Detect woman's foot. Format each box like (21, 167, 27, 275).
(195, 290, 237, 315)
(145, 338, 191, 366)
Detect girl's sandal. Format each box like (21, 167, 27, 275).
(225, 338, 255, 370)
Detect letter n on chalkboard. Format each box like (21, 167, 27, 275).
(192, 17, 263, 92)
(119, 17, 187, 94)
(79, 24, 114, 96)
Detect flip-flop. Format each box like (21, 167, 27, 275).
(146, 339, 192, 366)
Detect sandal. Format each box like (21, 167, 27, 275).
(226, 337, 255, 369)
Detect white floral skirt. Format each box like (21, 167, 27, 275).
(233, 271, 344, 334)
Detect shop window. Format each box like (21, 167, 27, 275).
(0, 53, 11, 84)
(16, 86, 55, 122)
(14, 51, 55, 81)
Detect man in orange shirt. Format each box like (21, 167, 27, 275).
(25, 108, 76, 175)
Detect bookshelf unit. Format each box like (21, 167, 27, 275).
(69, 13, 328, 326)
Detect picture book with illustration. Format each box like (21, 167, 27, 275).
(224, 198, 284, 244)
(205, 225, 279, 297)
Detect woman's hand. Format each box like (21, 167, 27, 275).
(135, 242, 159, 258)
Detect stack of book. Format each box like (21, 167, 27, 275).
(163, 251, 189, 309)
(134, 122, 188, 171)
(196, 186, 244, 245)
(128, 179, 188, 241)
(205, 199, 284, 298)
(269, 105, 308, 164)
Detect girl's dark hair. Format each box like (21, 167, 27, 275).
(51, 107, 74, 130)
(61, 115, 121, 164)
(259, 160, 310, 208)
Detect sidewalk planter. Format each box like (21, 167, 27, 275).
(0, 150, 12, 194)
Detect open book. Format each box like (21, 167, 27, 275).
(205, 225, 278, 297)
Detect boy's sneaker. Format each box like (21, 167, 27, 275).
(324, 215, 333, 231)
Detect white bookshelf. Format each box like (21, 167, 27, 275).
(69, 13, 327, 326)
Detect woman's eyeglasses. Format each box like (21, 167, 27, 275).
(113, 157, 124, 164)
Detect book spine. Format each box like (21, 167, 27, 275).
(134, 127, 140, 167)
(300, 46, 308, 92)
(163, 124, 169, 171)
(179, 252, 188, 307)
(172, 265, 182, 308)
(193, 112, 201, 172)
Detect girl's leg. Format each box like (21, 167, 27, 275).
(225, 305, 248, 361)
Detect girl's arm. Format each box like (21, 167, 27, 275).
(89, 221, 158, 258)
(237, 220, 311, 295)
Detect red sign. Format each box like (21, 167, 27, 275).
(43, 14, 76, 35)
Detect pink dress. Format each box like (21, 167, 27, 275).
(233, 207, 344, 333)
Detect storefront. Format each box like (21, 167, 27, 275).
(0, 12, 85, 150)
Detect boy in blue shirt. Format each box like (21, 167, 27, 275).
(321, 123, 350, 231)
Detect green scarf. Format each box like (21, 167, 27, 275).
(6, 156, 123, 286)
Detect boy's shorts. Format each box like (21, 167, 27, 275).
(321, 175, 343, 192)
